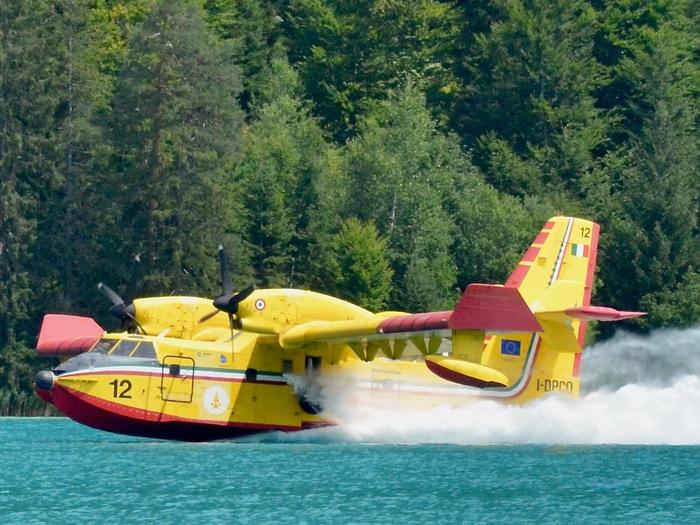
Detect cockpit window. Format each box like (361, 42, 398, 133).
(90, 339, 117, 354)
(131, 342, 156, 359)
(110, 340, 138, 356)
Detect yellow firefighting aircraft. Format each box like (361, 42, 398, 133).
(34, 216, 643, 441)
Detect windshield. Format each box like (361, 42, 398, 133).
(89, 338, 117, 354)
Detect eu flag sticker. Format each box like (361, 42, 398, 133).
(501, 339, 521, 356)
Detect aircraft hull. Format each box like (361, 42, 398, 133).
(35, 382, 330, 441)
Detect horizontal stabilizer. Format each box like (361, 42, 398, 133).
(425, 355, 509, 388)
(36, 314, 104, 356)
(564, 306, 646, 321)
(448, 284, 542, 332)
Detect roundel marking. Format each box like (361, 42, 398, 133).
(255, 299, 266, 311)
(203, 385, 229, 416)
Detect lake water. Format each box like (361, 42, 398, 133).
(2, 327, 700, 523)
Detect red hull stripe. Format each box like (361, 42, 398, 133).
(48, 383, 313, 441)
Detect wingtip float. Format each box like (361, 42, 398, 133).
(34, 216, 644, 441)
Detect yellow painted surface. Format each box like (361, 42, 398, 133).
(50, 216, 624, 432)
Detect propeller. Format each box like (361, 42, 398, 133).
(199, 245, 255, 331)
(97, 282, 145, 334)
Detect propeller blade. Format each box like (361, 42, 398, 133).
(98, 282, 142, 333)
(229, 284, 255, 309)
(228, 313, 236, 355)
(218, 244, 234, 297)
(212, 284, 255, 314)
(98, 282, 125, 307)
(199, 309, 220, 323)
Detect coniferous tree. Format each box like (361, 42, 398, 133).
(284, 0, 462, 140)
(234, 59, 341, 287)
(107, 0, 245, 296)
(29, 0, 116, 316)
(460, 0, 606, 198)
(318, 218, 393, 310)
(203, 0, 286, 110)
(0, 0, 73, 413)
(0, 0, 68, 344)
(592, 22, 700, 328)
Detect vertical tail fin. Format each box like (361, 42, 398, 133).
(450, 217, 602, 401)
(505, 216, 599, 318)
(492, 217, 600, 399)
(444, 216, 643, 401)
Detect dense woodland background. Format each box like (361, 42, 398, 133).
(1, 0, 699, 414)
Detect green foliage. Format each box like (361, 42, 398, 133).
(108, 0, 245, 296)
(0, 0, 69, 344)
(284, 0, 462, 140)
(2, 0, 700, 413)
(342, 85, 460, 310)
(461, 0, 606, 198)
(591, 20, 699, 331)
(318, 218, 393, 311)
(0, 342, 55, 416)
(203, 0, 286, 109)
(640, 272, 700, 327)
(234, 59, 340, 287)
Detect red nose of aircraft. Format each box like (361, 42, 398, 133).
(34, 370, 55, 401)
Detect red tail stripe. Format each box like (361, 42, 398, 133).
(521, 247, 540, 262)
(505, 264, 529, 288)
(534, 232, 549, 244)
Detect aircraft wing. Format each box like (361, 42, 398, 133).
(278, 284, 544, 350)
(277, 283, 644, 356)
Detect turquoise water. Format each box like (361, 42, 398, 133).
(2, 418, 698, 524)
(5, 328, 700, 523)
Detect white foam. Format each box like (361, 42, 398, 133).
(263, 326, 700, 445)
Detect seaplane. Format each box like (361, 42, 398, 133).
(34, 216, 644, 441)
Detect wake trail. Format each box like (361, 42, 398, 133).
(251, 326, 700, 445)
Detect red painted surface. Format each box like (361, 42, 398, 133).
(41, 382, 314, 441)
(574, 221, 600, 375)
(565, 306, 646, 321)
(36, 314, 104, 356)
(534, 231, 549, 244)
(521, 246, 540, 262)
(448, 284, 542, 332)
(572, 352, 582, 378)
(425, 359, 507, 388)
(378, 311, 451, 334)
(504, 264, 530, 288)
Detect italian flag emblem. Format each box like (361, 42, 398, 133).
(570, 243, 588, 257)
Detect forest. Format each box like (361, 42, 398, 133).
(1, 0, 699, 414)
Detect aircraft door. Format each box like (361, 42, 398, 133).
(161, 355, 195, 403)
